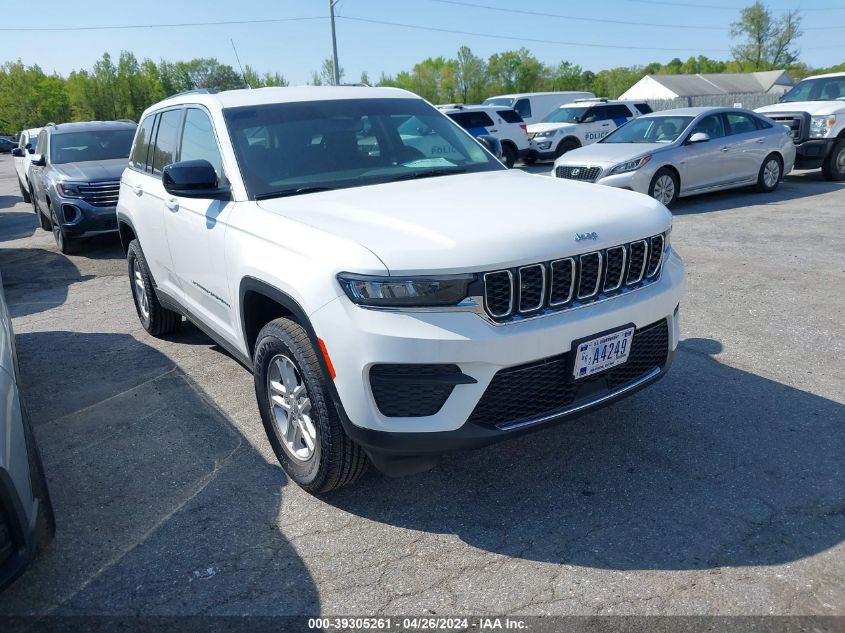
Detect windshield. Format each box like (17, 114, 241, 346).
(544, 106, 588, 124)
(481, 97, 514, 107)
(781, 76, 845, 102)
(50, 129, 135, 164)
(602, 116, 694, 144)
(223, 97, 503, 200)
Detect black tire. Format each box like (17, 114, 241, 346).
(254, 318, 368, 494)
(50, 208, 77, 254)
(821, 138, 845, 181)
(126, 239, 182, 336)
(501, 143, 518, 169)
(554, 137, 580, 159)
(755, 153, 783, 193)
(648, 167, 680, 208)
(523, 155, 538, 165)
(18, 179, 31, 204)
(32, 193, 51, 231)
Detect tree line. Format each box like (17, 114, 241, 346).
(1, 1, 842, 135)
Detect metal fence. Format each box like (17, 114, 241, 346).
(645, 93, 782, 112)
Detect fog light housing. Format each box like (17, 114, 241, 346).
(62, 204, 81, 224)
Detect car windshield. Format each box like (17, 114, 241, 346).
(544, 107, 588, 124)
(50, 129, 135, 164)
(223, 97, 503, 200)
(601, 116, 694, 143)
(481, 97, 514, 107)
(781, 76, 845, 102)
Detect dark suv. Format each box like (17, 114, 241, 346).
(28, 121, 136, 253)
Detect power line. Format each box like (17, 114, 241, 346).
(338, 15, 730, 52)
(428, 0, 845, 30)
(621, 0, 845, 10)
(0, 16, 325, 32)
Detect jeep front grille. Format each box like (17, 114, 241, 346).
(481, 233, 667, 323)
(555, 165, 602, 182)
(78, 181, 120, 207)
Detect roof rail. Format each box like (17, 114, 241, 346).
(168, 87, 219, 99)
(45, 122, 57, 128)
(574, 97, 609, 103)
(436, 103, 465, 110)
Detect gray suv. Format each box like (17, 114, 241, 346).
(28, 121, 136, 253)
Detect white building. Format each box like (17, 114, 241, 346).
(619, 70, 794, 101)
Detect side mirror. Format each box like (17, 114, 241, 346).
(32, 154, 46, 167)
(11, 147, 24, 157)
(28, 147, 35, 155)
(582, 116, 596, 124)
(162, 160, 230, 200)
(476, 134, 503, 160)
(688, 132, 710, 144)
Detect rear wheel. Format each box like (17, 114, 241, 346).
(501, 143, 517, 169)
(821, 139, 845, 181)
(649, 168, 679, 208)
(127, 240, 182, 336)
(756, 153, 782, 193)
(254, 318, 368, 494)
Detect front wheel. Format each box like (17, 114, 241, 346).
(649, 168, 679, 208)
(821, 139, 845, 181)
(18, 180, 31, 204)
(50, 208, 76, 254)
(126, 240, 182, 336)
(554, 138, 580, 159)
(501, 143, 517, 169)
(254, 318, 368, 494)
(755, 154, 782, 193)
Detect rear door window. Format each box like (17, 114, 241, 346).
(151, 109, 183, 175)
(606, 104, 634, 122)
(635, 103, 653, 114)
(497, 109, 523, 124)
(725, 112, 759, 136)
(448, 111, 494, 131)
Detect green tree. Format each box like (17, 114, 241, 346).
(730, 1, 802, 70)
(455, 46, 486, 103)
(320, 58, 344, 85)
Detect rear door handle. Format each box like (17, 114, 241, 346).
(720, 146, 730, 152)
(756, 138, 765, 143)
(132, 184, 143, 196)
(601, 123, 610, 127)
(165, 197, 179, 212)
(488, 128, 498, 132)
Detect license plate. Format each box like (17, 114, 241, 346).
(573, 327, 634, 380)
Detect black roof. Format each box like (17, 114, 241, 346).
(47, 120, 136, 135)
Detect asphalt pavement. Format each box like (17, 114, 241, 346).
(0, 154, 842, 616)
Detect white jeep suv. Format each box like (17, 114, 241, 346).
(117, 86, 686, 493)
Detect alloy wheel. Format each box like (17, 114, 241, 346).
(50, 210, 63, 250)
(763, 158, 780, 189)
(266, 354, 316, 462)
(653, 174, 675, 205)
(131, 258, 150, 320)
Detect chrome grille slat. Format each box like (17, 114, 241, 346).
(555, 165, 602, 182)
(78, 181, 120, 207)
(481, 233, 667, 323)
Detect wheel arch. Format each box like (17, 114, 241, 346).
(117, 214, 137, 255)
(560, 135, 581, 148)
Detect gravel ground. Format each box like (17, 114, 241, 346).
(0, 154, 842, 616)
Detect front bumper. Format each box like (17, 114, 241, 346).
(52, 194, 118, 238)
(794, 138, 836, 170)
(310, 249, 686, 454)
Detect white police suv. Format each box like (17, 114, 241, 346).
(527, 99, 652, 162)
(438, 105, 530, 168)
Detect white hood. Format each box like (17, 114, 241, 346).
(757, 101, 845, 116)
(555, 142, 668, 167)
(257, 170, 671, 275)
(527, 122, 577, 135)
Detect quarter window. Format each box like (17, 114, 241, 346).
(151, 109, 183, 175)
(130, 115, 156, 172)
(180, 109, 224, 178)
(35, 130, 47, 155)
(514, 98, 532, 119)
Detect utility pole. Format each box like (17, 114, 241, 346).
(328, 0, 340, 85)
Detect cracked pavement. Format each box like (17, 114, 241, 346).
(0, 155, 842, 615)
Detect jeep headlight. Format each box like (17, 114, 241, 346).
(610, 155, 652, 175)
(810, 115, 836, 138)
(55, 181, 86, 197)
(533, 130, 556, 138)
(337, 273, 475, 307)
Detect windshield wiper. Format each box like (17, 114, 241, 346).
(387, 168, 467, 183)
(254, 186, 335, 200)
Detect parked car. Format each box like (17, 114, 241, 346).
(438, 105, 529, 168)
(117, 86, 685, 494)
(481, 91, 595, 125)
(0, 270, 55, 591)
(552, 107, 795, 207)
(527, 99, 652, 162)
(28, 120, 136, 253)
(0, 137, 16, 153)
(11, 128, 41, 203)
(756, 71, 845, 181)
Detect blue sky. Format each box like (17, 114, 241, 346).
(1, 0, 843, 84)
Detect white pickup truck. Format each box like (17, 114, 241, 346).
(756, 72, 845, 181)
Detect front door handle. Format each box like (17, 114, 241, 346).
(165, 197, 179, 212)
(756, 138, 765, 143)
(602, 123, 610, 127)
(132, 184, 143, 196)
(720, 146, 729, 152)
(489, 128, 498, 132)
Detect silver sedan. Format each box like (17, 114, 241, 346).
(551, 107, 797, 207)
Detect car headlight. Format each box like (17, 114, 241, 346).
(55, 182, 86, 197)
(610, 155, 652, 175)
(337, 273, 475, 307)
(533, 130, 556, 138)
(810, 115, 836, 138)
